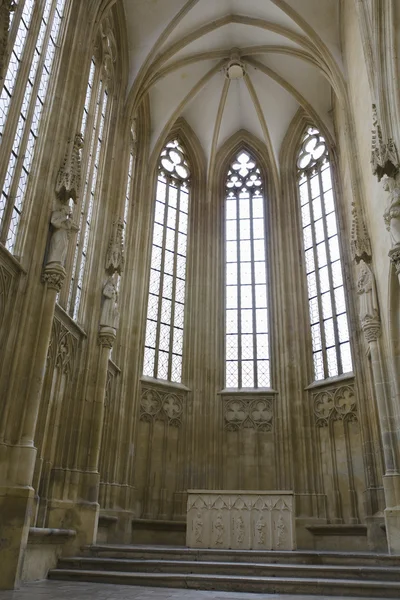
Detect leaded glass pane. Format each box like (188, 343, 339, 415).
(143, 139, 190, 383)
(0, 0, 67, 252)
(297, 126, 353, 379)
(225, 150, 270, 388)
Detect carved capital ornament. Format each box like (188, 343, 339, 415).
(42, 262, 66, 293)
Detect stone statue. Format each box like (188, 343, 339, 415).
(255, 515, 266, 544)
(213, 513, 224, 546)
(100, 276, 119, 331)
(194, 512, 203, 543)
(47, 203, 78, 266)
(383, 175, 400, 247)
(357, 261, 379, 322)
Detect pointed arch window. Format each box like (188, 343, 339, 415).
(61, 42, 113, 321)
(0, 0, 68, 254)
(143, 139, 190, 383)
(297, 127, 352, 380)
(225, 150, 270, 389)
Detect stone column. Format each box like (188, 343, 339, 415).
(357, 260, 400, 552)
(0, 136, 82, 589)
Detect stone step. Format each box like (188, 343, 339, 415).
(84, 544, 400, 567)
(58, 556, 400, 581)
(48, 568, 400, 597)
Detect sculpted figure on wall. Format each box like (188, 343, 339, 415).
(100, 275, 119, 332)
(213, 513, 224, 546)
(47, 203, 78, 266)
(383, 174, 400, 247)
(357, 260, 381, 343)
(194, 512, 203, 544)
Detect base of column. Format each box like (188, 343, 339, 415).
(383, 474, 400, 554)
(0, 486, 35, 590)
(46, 499, 99, 553)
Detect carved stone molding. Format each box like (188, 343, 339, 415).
(313, 384, 357, 427)
(0, 259, 14, 331)
(371, 104, 399, 182)
(0, 0, 15, 81)
(42, 263, 66, 293)
(187, 491, 295, 550)
(47, 316, 78, 375)
(98, 326, 116, 349)
(350, 202, 372, 263)
(223, 396, 273, 431)
(55, 133, 83, 204)
(389, 244, 400, 276)
(140, 385, 184, 427)
(105, 219, 124, 276)
(362, 315, 382, 343)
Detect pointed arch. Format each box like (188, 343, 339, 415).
(281, 110, 353, 381)
(213, 130, 274, 389)
(142, 119, 204, 384)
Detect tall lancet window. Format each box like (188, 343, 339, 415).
(225, 150, 270, 389)
(297, 127, 352, 381)
(143, 139, 190, 383)
(0, 0, 67, 254)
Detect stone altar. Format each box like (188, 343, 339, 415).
(186, 490, 296, 550)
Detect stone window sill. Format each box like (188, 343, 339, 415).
(140, 375, 190, 393)
(218, 387, 278, 396)
(305, 372, 354, 391)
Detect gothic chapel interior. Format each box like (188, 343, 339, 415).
(1, 0, 400, 594)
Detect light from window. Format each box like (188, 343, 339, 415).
(0, 0, 67, 253)
(225, 150, 270, 389)
(297, 127, 352, 381)
(66, 60, 108, 321)
(143, 139, 190, 383)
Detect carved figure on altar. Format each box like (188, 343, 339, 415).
(213, 513, 224, 546)
(255, 515, 266, 544)
(100, 275, 119, 331)
(47, 203, 78, 266)
(235, 515, 245, 544)
(193, 512, 203, 543)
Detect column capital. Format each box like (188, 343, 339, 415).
(389, 244, 400, 277)
(42, 262, 66, 293)
(98, 326, 116, 349)
(362, 315, 382, 344)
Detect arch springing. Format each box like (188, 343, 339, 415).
(143, 139, 190, 383)
(297, 126, 352, 380)
(225, 149, 270, 389)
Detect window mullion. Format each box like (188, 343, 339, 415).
(153, 174, 169, 378)
(0, 0, 42, 171)
(68, 77, 103, 316)
(319, 168, 342, 375)
(1, 1, 58, 250)
(236, 189, 242, 389)
(307, 172, 328, 378)
(168, 181, 180, 381)
(249, 190, 257, 388)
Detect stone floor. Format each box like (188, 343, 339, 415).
(0, 581, 392, 600)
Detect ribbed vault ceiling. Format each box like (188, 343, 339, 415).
(123, 0, 342, 171)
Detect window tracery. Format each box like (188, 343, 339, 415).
(225, 150, 270, 389)
(297, 127, 352, 380)
(143, 139, 190, 383)
(0, 0, 67, 254)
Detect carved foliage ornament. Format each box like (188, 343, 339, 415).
(105, 218, 124, 275)
(371, 104, 399, 182)
(55, 134, 83, 204)
(350, 202, 372, 264)
(223, 396, 273, 432)
(140, 385, 184, 427)
(313, 384, 357, 427)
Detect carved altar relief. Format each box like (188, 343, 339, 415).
(187, 490, 295, 550)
